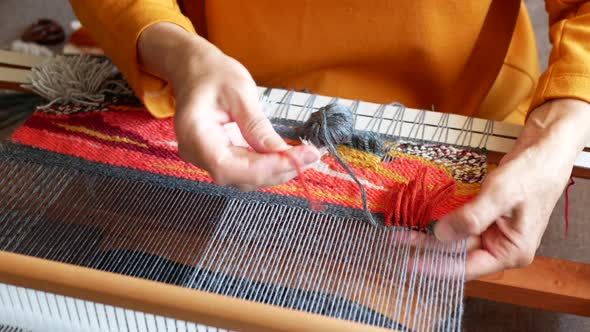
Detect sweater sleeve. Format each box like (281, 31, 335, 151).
(69, 0, 197, 118)
(530, 1, 590, 112)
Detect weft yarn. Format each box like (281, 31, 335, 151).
(300, 103, 383, 154)
(300, 103, 354, 147)
(300, 104, 380, 226)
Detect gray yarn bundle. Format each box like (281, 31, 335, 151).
(299, 103, 384, 226)
(300, 104, 354, 147)
(300, 103, 384, 154)
(24, 55, 132, 111)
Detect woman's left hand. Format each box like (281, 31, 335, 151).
(434, 98, 590, 281)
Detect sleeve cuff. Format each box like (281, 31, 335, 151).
(111, 4, 197, 118)
(528, 65, 590, 119)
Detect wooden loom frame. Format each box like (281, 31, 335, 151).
(1, 51, 589, 330)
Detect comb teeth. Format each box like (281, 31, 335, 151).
(0, 325, 30, 332)
(0, 147, 466, 331)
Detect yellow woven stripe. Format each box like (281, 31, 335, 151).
(152, 163, 209, 176)
(272, 183, 384, 210)
(386, 149, 454, 178)
(455, 183, 480, 196)
(335, 146, 409, 184)
(53, 122, 149, 149)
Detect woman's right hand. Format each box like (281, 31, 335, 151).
(139, 23, 320, 190)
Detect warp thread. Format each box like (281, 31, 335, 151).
(299, 103, 380, 225)
(564, 176, 575, 238)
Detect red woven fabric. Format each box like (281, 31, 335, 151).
(11, 106, 485, 229)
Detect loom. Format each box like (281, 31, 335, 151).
(0, 51, 589, 331)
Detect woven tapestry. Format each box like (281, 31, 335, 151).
(10, 102, 485, 231)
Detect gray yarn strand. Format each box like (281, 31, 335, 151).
(301, 104, 354, 147)
(301, 104, 384, 155)
(320, 108, 378, 226)
(349, 130, 384, 155)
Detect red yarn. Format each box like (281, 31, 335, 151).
(564, 176, 575, 238)
(383, 166, 456, 230)
(279, 150, 323, 211)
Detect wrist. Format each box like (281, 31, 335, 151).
(138, 22, 221, 83)
(527, 99, 590, 154)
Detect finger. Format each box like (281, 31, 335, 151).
(393, 230, 479, 253)
(434, 175, 517, 242)
(180, 86, 320, 188)
(406, 246, 468, 280)
(209, 144, 320, 187)
(229, 85, 291, 153)
(408, 248, 505, 281)
(232, 169, 300, 191)
(464, 249, 504, 281)
(176, 86, 234, 165)
(223, 122, 250, 148)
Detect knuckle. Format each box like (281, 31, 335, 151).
(514, 246, 535, 268)
(251, 170, 270, 187)
(485, 174, 503, 189)
(454, 208, 482, 235)
(243, 115, 271, 135)
(177, 148, 189, 162)
(505, 242, 535, 269)
(177, 145, 193, 164)
(207, 158, 230, 186)
(228, 58, 252, 78)
(209, 170, 227, 186)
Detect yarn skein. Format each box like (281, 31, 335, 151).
(300, 103, 384, 155)
(300, 103, 354, 147)
(301, 103, 379, 226)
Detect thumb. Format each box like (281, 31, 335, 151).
(230, 89, 289, 152)
(434, 177, 514, 242)
(240, 111, 290, 152)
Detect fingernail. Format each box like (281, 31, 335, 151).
(434, 219, 459, 242)
(303, 150, 320, 164)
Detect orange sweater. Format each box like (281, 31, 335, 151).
(69, 1, 590, 124)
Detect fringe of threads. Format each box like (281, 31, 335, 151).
(24, 55, 132, 113)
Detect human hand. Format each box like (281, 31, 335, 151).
(434, 99, 590, 280)
(139, 23, 320, 190)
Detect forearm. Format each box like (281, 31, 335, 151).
(138, 22, 221, 84)
(526, 99, 590, 158)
